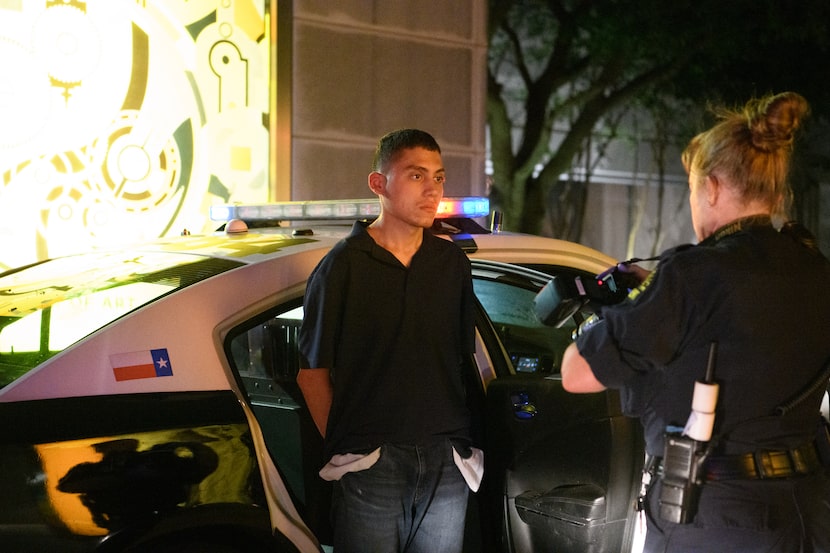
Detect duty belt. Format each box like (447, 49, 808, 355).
(703, 442, 822, 481)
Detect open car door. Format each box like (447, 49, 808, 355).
(471, 261, 644, 553)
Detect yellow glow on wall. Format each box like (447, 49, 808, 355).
(0, 0, 270, 271)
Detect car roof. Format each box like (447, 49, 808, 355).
(0, 206, 618, 402)
(124, 221, 616, 273)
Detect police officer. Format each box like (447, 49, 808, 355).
(561, 91, 830, 552)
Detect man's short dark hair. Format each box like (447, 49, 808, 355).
(372, 129, 441, 172)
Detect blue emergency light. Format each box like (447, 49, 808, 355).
(210, 197, 490, 222)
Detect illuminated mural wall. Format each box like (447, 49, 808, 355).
(0, 0, 270, 271)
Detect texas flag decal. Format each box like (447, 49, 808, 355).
(111, 348, 174, 382)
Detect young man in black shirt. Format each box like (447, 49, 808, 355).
(298, 129, 480, 552)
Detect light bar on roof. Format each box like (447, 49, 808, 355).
(209, 197, 490, 222)
(209, 199, 380, 222)
(436, 197, 490, 219)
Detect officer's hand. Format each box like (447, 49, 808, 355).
(616, 262, 651, 285)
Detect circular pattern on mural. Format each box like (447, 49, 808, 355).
(35, 165, 112, 243)
(89, 110, 182, 213)
(32, 3, 101, 84)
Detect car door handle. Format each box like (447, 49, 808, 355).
(511, 391, 537, 419)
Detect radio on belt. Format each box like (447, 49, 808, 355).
(658, 341, 719, 524)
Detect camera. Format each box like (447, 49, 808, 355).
(658, 433, 708, 524)
(533, 265, 636, 325)
(533, 260, 647, 328)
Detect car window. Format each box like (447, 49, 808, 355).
(225, 302, 314, 505)
(229, 304, 304, 387)
(472, 265, 594, 375)
(0, 253, 241, 388)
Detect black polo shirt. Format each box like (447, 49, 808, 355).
(299, 221, 476, 458)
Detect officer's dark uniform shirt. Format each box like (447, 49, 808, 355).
(577, 215, 830, 457)
(299, 221, 476, 459)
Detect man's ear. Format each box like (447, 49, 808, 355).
(368, 171, 386, 196)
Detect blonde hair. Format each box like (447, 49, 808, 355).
(681, 92, 810, 218)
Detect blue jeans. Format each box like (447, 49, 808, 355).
(331, 440, 469, 553)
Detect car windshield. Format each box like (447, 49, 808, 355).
(0, 251, 242, 388)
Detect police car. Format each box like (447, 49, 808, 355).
(0, 198, 644, 553)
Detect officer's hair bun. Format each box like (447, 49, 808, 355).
(743, 92, 810, 153)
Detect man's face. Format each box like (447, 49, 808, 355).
(375, 147, 445, 228)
